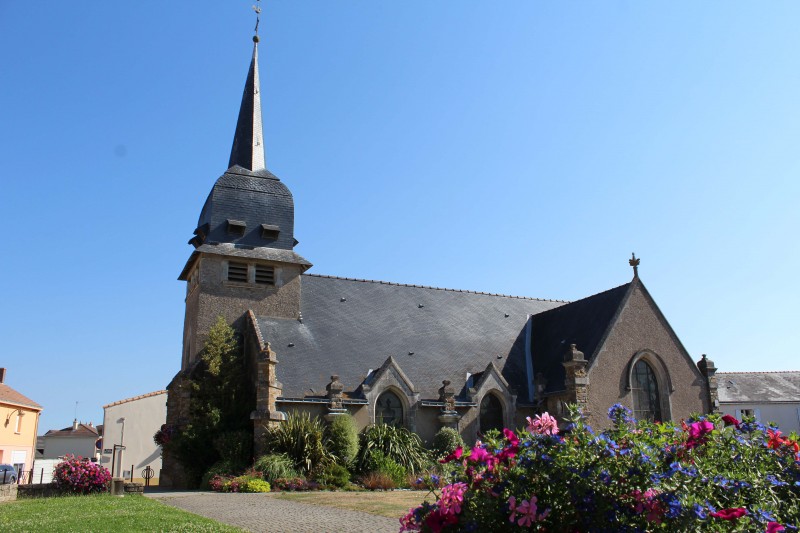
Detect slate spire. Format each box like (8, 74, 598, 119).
(228, 34, 266, 172)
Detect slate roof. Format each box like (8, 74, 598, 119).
(0, 383, 42, 410)
(255, 274, 565, 401)
(44, 423, 99, 438)
(530, 283, 631, 394)
(717, 372, 800, 403)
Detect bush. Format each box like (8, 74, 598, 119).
(401, 405, 800, 532)
(272, 477, 310, 491)
(213, 430, 252, 470)
(360, 471, 396, 491)
(361, 451, 407, 487)
(325, 414, 360, 466)
(53, 455, 111, 494)
(314, 463, 351, 488)
(240, 477, 271, 493)
(430, 427, 465, 460)
(254, 453, 299, 482)
(262, 412, 333, 474)
(357, 424, 429, 475)
(200, 459, 242, 489)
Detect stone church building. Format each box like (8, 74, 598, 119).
(163, 36, 717, 485)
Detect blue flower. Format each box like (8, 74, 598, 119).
(693, 503, 708, 519)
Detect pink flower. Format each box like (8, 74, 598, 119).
(468, 446, 492, 464)
(526, 413, 559, 435)
(437, 483, 467, 516)
(439, 446, 463, 463)
(508, 496, 519, 523)
(503, 428, 520, 446)
(767, 523, 786, 533)
(514, 496, 549, 527)
(710, 508, 747, 520)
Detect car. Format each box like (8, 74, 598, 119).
(0, 464, 17, 484)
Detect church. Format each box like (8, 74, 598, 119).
(163, 32, 716, 486)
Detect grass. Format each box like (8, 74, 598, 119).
(0, 494, 243, 532)
(272, 490, 431, 518)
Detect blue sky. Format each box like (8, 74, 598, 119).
(1, 2, 798, 433)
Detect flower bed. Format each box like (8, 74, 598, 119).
(401, 406, 800, 532)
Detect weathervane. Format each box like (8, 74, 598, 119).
(253, 0, 261, 42)
(629, 253, 640, 277)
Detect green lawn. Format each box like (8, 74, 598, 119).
(0, 494, 243, 533)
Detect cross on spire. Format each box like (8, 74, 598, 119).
(629, 253, 640, 278)
(253, 1, 261, 40)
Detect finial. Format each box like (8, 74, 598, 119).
(252, 1, 261, 42)
(629, 253, 640, 277)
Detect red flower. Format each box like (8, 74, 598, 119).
(721, 414, 740, 427)
(767, 522, 785, 533)
(503, 428, 520, 446)
(710, 508, 747, 520)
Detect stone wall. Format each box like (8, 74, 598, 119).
(0, 483, 17, 502)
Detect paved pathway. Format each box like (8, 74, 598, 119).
(146, 491, 399, 533)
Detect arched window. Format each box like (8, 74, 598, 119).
(376, 390, 403, 426)
(479, 393, 504, 433)
(632, 360, 662, 422)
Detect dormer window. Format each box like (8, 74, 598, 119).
(255, 265, 275, 285)
(261, 224, 280, 240)
(227, 262, 248, 282)
(227, 219, 246, 236)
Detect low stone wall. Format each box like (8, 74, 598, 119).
(0, 483, 17, 502)
(124, 482, 144, 494)
(16, 483, 60, 498)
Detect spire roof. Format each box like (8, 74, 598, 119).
(228, 37, 266, 172)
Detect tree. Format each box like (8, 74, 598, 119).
(172, 316, 254, 486)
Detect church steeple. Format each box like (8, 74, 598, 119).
(228, 34, 266, 171)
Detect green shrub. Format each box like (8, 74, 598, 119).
(262, 412, 333, 474)
(325, 414, 360, 465)
(357, 424, 429, 475)
(253, 453, 299, 482)
(272, 477, 309, 491)
(213, 430, 252, 470)
(314, 463, 351, 488)
(430, 427, 465, 460)
(240, 478, 271, 493)
(362, 450, 407, 486)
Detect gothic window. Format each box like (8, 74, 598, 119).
(376, 390, 403, 426)
(479, 393, 504, 433)
(632, 360, 662, 422)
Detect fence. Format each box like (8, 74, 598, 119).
(2, 467, 55, 485)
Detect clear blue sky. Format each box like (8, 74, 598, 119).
(1, 2, 798, 433)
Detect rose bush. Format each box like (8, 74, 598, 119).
(401, 404, 800, 532)
(53, 454, 111, 494)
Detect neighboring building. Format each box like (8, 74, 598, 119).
(41, 420, 100, 460)
(100, 390, 167, 484)
(161, 33, 716, 486)
(0, 368, 42, 477)
(718, 372, 800, 433)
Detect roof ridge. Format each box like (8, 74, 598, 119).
(102, 390, 167, 409)
(717, 371, 800, 375)
(303, 273, 568, 303)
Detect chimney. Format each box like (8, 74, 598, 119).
(0, 368, 5, 383)
(72, 419, 79, 431)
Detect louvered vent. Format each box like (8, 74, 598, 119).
(255, 265, 275, 285)
(228, 262, 248, 282)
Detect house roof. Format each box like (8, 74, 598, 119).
(717, 372, 800, 403)
(44, 423, 99, 438)
(530, 282, 631, 394)
(102, 390, 167, 409)
(255, 274, 565, 401)
(0, 383, 42, 410)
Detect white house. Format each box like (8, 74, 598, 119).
(40, 420, 100, 460)
(718, 372, 800, 434)
(100, 390, 167, 485)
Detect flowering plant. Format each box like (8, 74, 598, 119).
(53, 454, 111, 494)
(153, 424, 177, 447)
(400, 404, 800, 532)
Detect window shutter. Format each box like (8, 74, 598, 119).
(255, 265, 275, 285)
(754, 409, 761, 422)
(227, 262, 248, 282)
